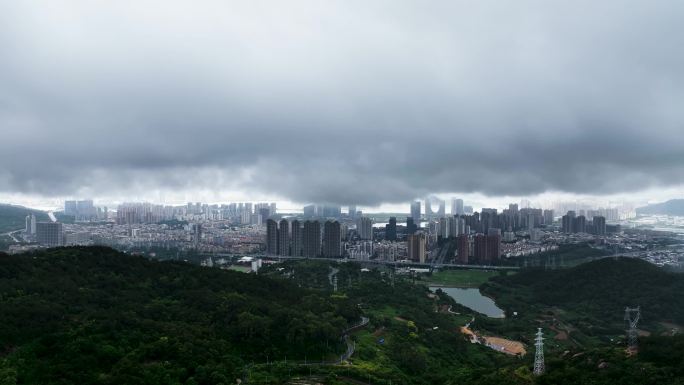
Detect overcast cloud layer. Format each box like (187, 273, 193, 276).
(1, 1, 683, 205)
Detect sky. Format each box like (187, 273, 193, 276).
(1, 1, 683, 212)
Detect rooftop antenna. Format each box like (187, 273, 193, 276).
(624, 306, 641, 352)
(533, 328, 545, 376)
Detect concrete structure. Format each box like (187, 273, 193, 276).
(36, 222, 63, 246)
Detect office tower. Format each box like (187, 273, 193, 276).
(278, 219, 289, 256)
(487, 228, 501, 261)
(406, 217, 417, 235)
(456, 234, 469, 264)
(356, 217, 373, 240)
(303, 204, 316, 218)
(410, 201, 421, 222)
(290, 220, 302, 256)
(543, 209, 554, 225)
(593, 216, 606, 235)
(36, 222, 63, 246)
(25, 214, 36, 235)
(452, 198, 464, 215)
(385, 217, 397, 241)
(348, 205, 357, 219)
(302, 220, 321, 258)
(474, 234, 488, 262)
(270, 202, 277, 215)
(574, 215, 587, 233)
(407, 233, 426, 263)
(266, 219, 279, 255)
(323, 221, 341, 258)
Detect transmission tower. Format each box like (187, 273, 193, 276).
(624, 306, 641, 351)
(333, 274, 338, 292)
(533, 328, 545, 376)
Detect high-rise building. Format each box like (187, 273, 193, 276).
(407, 233, 426, 263)
(348, 205, 357, 219)
(425, 197, 446, 219)
(593, 216, 606, 235)
(290, 220, 302, 256)
(302, 220, 321, 258)
(303, 205, 316, 218)
(36, 222, 63, 246)
(191, 223, 202, 245)
(438, 217, 448, 239)
(266, 219, 278, 255)
(487, 228, 501, 261)
(574, 215, 587, 233)
(385, 217, 397, 241)
(278, 219, 289, 256)
(406, 217, 417, 235)
(410, 201, 421, 222)
(452, 198, 464, 215)
(474, 234, 488, 262)
(561, 211, 576, 233)
(25, 214, 36, 235)
(543, 209, 554, 225)
(322, 221, 341, 258)
(456, 234, 469, 264)
(356, 217, 373, 240)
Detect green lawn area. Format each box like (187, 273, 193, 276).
(422, 269, 503, 288)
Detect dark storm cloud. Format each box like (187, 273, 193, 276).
(1, 1, 683, 205)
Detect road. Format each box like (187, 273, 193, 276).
(241, 316, 369, 383)
(202, 253, 520, 271)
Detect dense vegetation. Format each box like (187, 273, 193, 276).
(0, 247, 683, 384)
(0, 247, 359, 384)
(485, 257, 684, 332)
(0, 204, 48, 234)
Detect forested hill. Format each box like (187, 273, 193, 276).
(0, 247, 360, 384)
(485, 257, 684, 328)
(0, 204, 49, 233)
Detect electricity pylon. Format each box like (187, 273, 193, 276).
(624, 306, 641, 351)
(533, 328, 545, 376)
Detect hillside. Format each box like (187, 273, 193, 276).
(636, 199, 684, 216)
(0, 204, 49, 233)
(0, 247, 682, 385)
(483, 258, 684, 335)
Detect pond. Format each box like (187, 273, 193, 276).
(431, 287, 505, 318)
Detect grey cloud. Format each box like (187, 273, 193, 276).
(1, 1, 683, 205)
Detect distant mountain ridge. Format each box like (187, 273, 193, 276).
(636, 199, 684, 216)
(0, 204, 49, 233)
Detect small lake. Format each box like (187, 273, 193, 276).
(431, 287, 505, 318)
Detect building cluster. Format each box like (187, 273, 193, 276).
(116, 201, 276, 225)
(64, 200, 106, 222)
(561, 211, 607, 235)
(266, 218, 342, 258)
